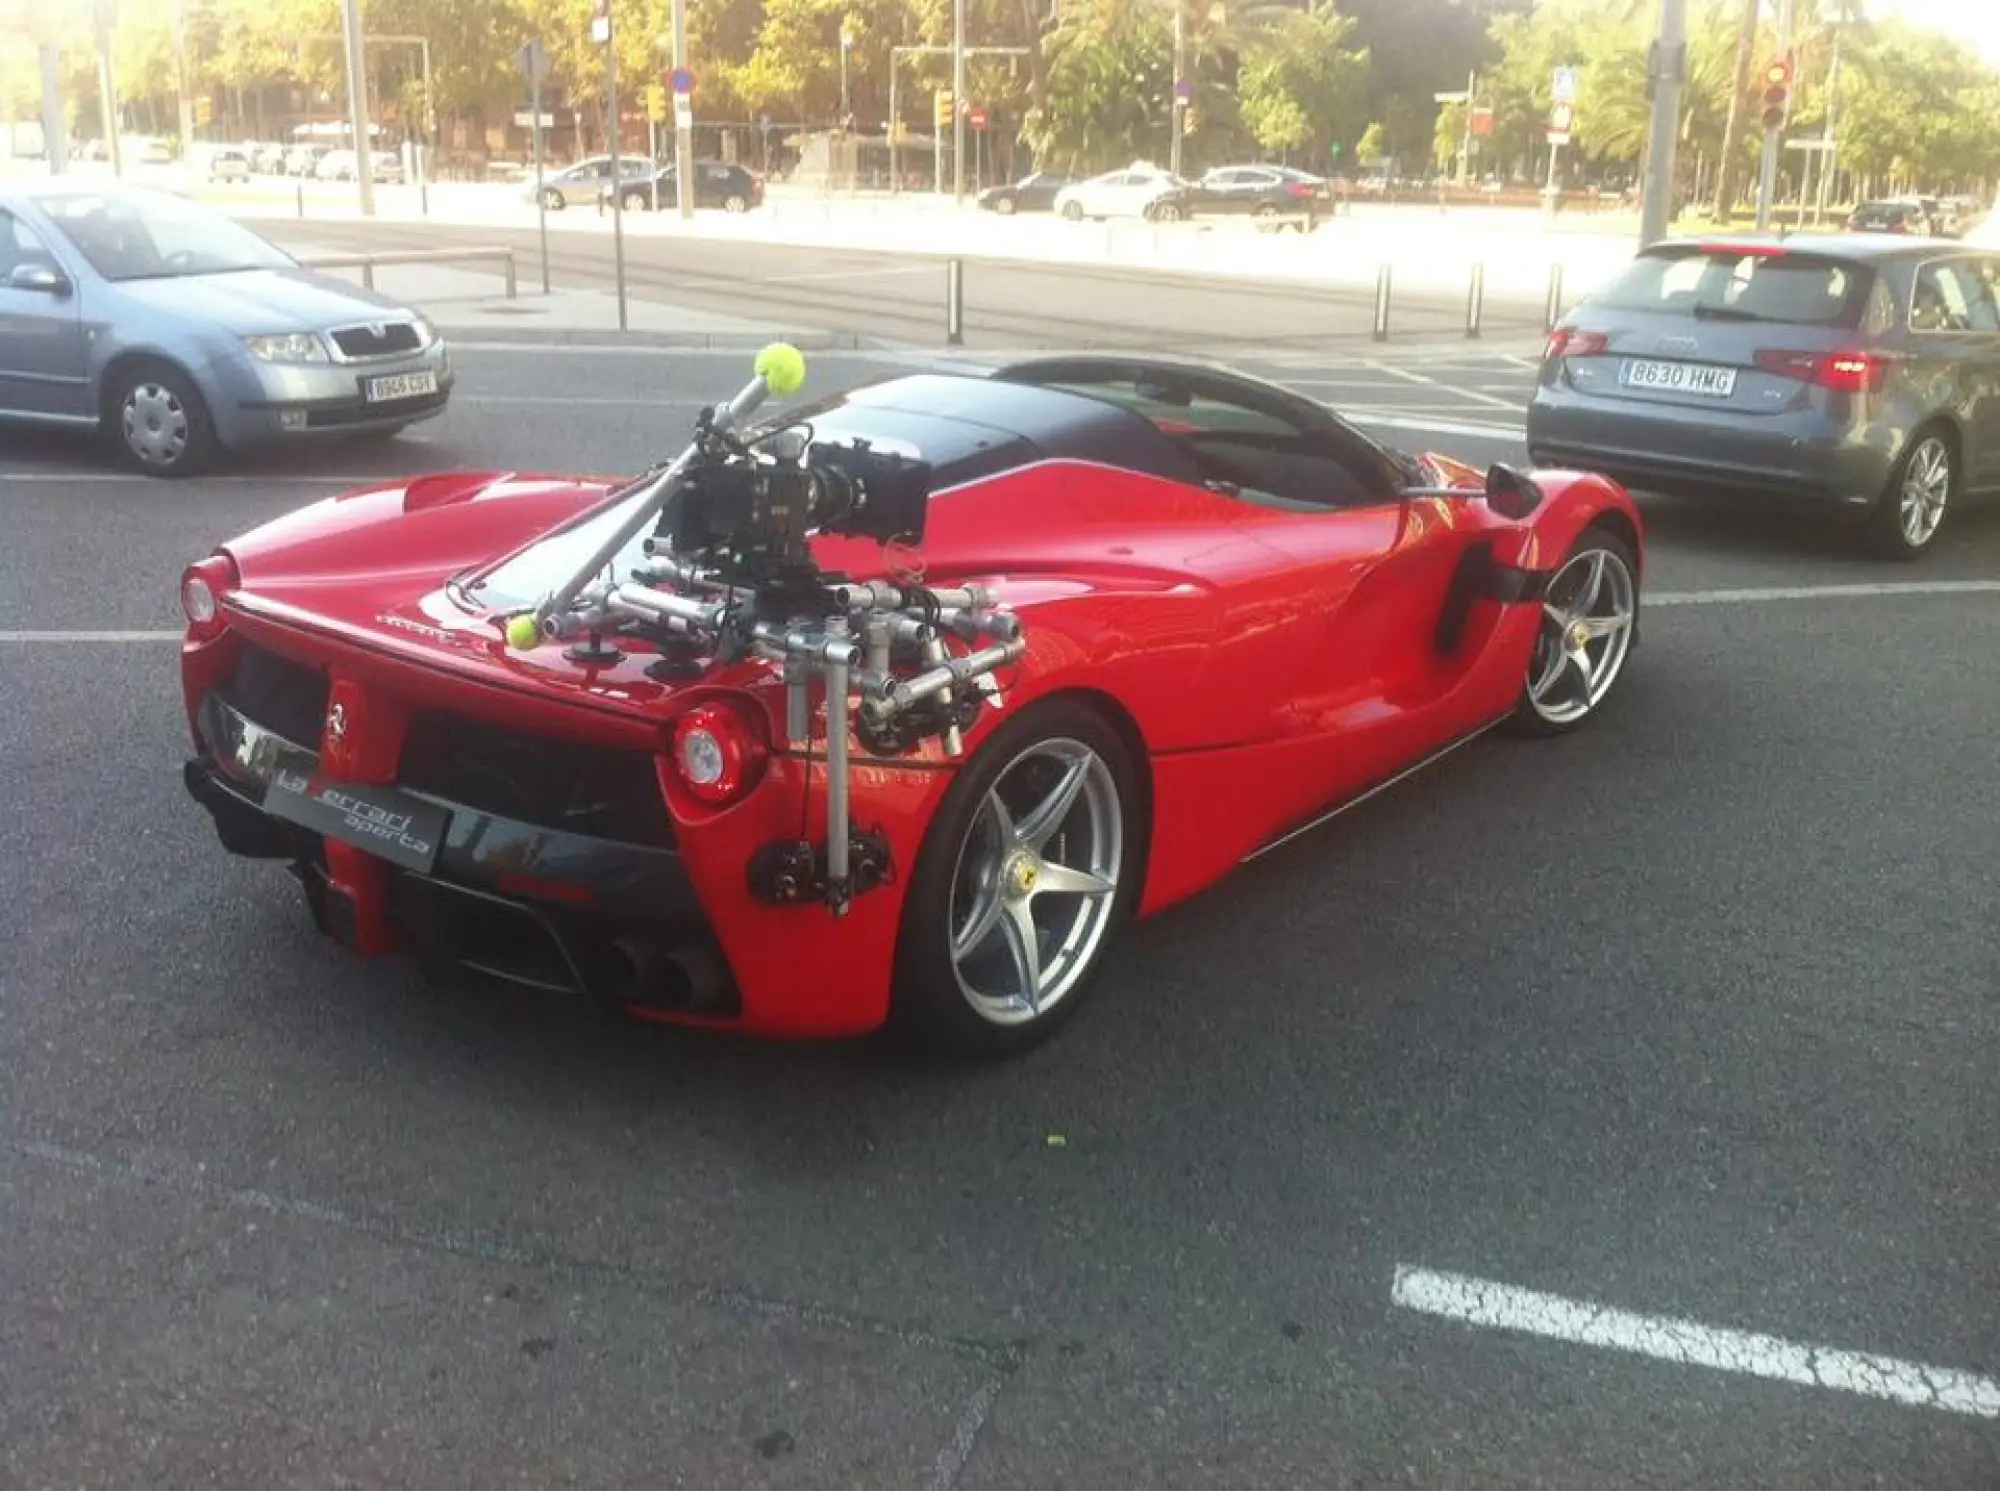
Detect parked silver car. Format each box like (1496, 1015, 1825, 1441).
(0, 181, 451, 476)
(1528, 235, 2000, 558)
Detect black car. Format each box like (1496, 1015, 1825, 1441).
(604, 161, 765, 213)
(1845, 199, 1943, 238)
(1147, 165, 1334, 225)
(976, 172, 1075, 215)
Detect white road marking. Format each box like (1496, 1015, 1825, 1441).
(1392, 1265, 2000, 1420)
(1371, 362, 1439, 387)
(0, 630, 182, 642)
(1650, 580, 2000, 606)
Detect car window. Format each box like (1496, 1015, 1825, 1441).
(37, 188, 293, 281)
(0, 209, 61, 281)
(1587, 246, 1872, 328)
(1911, 259, 1998, 332)
(1036, 375, 1389, 509)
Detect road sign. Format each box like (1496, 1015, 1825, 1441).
(1552, 65, 1578, 103)
(968, 107, 989, 131)
(645, 84, 667, 122)
(514, 39, 551, 81)
(1470, 106, 1494, 137)
(1173, 77, 1194, 102)
(671, 67, 695, 96)
(1548, 99, 1574, 144)
(674, 97, 693, 130)
(195, 95, 214, 126)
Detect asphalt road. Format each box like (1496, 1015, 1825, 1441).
(4, 347, 1998, 1489)
(248, 214, 1555, 353)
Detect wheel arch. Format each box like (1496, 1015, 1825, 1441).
(96, 346, 204, 425)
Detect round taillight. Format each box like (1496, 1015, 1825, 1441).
(671, 703, 759, 806)
(181, 573, 216, 625)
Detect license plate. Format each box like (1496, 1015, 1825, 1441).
(364, 371, 438, 403)
(1618, 358, 1737, 398)
(263, 767, 450, 874)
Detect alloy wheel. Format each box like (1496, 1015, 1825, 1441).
(947, 737, 1124, 1026)
(1897, 435, 1951, 550)
(1527, 545, 1637, 726)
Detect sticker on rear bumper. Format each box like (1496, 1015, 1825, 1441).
(263, 768, 449, 873)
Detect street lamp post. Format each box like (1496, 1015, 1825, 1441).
(339, 0, 375, 214)
(94, 0, 123, 176)
(1755, 0, 1795, 230)
(1638, 0, 1687, 247)
(840, 31, 852, 125)
(951, 0, 967, 205)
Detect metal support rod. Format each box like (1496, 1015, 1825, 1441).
(1457, 68, 1475, 186)
(889, 64, 900, 190)
(605, 8, 628, 330)
(1756, 0, 1795, 231)
(1169, 2, 1185, 179)
(1544, 263, 1566, 332)
(1815, 8, 1846, 226)
(951, 0, 967, 206)
(418, 37, 433, 195)
(946, 258, 964, 345)
(824, 630, 853, 907)
(1465, 264, 1484, 339)
(671, 0, 692, 220)
(1372, 264, 1392, 342)
(1639, 0, 1687, 247)
(531, 46, 550, 292)
(38, 44, 68, 174)
(174, 0, 197, 195)
(338, 0, 375, 215)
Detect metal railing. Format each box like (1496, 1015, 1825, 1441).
(294, 247, 518, 299)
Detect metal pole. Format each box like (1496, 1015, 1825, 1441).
(1457, 69, 1475, 186)
(606, 9, 627, 328)
(339, 0, 375, 214)
(174, 0, 197, 194)
(94, 0, 122, 177)
(38, 44, 69, 174)
(1756, 0, 1793, 231)
(419, 38, 433, 200)
(1372, 265, 1391, 341)
(531, 47, 549, 293)
(946, 258, 964, 345)
(1545, 263, 1566, 331)
(951, 0, 967, 205)
(1465, 264, 1484, 338)
(671, 0, 692, 219)
(1638, 0, 1686, 247)
(1815, 9, 1844, 225)
(1169, 2, 1184, 179)
(889, 59, 900, 191)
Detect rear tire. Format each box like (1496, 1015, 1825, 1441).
(1865, 425, 1955, 560)
(1061, 200, 1083, 221)
(889, 698, 1144, 1059)
(1508, 525, 1640, 737)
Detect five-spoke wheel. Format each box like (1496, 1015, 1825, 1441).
(1512, 526, 1640, 735)
(893, 700, 1142, 1057)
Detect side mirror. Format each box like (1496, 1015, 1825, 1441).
(7, 263, 70, 296)
(1484, 462, 1545, 519)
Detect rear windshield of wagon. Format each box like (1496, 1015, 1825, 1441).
(1587, 245, 1876, 329)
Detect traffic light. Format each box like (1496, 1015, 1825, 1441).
(934, 89, 954, 129)
(1761, 55, 1793, 129)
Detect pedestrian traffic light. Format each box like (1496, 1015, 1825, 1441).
(1761, 55, 1793, 129)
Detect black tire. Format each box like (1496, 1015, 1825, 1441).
(723, 193, 748, 213)
(103, 360, 218, 478)
(889, 697, 1146, 1059)
(1151, 202, 1182, 222)
(1864, 424, 1956, 560)
(1061, 200, 1083, 221)
(995, 195, 1017, 215)
(1253, 202, 1280, 218)
(1507, 524, 1641, 738)
(622, 189, 650, 212)
(540, 187, 566, 210)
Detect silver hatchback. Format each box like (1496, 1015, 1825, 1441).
(1527, 235, 2000, 557)
(0, 181, 452, 477)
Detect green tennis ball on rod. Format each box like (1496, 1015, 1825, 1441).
(504, 613, 540, 651)
(754, 341, 807, 397)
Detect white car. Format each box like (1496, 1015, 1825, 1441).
(207, 148, 251, 183)
(1054, 164, 1183, 222)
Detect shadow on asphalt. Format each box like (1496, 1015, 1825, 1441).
(1630, 487, 2000, 565)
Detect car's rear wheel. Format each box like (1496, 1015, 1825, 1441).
(723, 192, 748, 213)
(106, 361, 216, 478)
(891, 698, 1143, 1058)
(622, 189, 651, 211)
(1866, 425, 1955, 560)
(1151, 202, 1182, 222)
(540, 186, 566, 210)
(1509, 525, 1639, 737)
(1061, 200, 1083, 221)
(995, 195, 1017, 215)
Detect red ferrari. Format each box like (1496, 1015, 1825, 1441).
(180, 348, 1644, 1056)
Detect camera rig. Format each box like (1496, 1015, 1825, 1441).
(511, 344, 1026, 917)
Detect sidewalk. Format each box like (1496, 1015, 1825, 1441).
(213, 175, 1644, 301)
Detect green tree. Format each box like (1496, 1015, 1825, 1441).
(1236, 3, 1369, 165)
(1018, 0, 1172, 171)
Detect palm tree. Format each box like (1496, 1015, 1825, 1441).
(1710, 0, 1760, 219)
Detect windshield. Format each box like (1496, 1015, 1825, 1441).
(36, 187, 294, 282)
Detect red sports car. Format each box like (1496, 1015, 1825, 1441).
(179, 349, 1644, 1057)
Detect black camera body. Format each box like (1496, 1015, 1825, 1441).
(667, 437, 933, 587)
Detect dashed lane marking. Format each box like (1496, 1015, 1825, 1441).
(1393, 1264, 2000, 1420)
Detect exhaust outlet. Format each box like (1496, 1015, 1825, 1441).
(601, 934, 692, 1011)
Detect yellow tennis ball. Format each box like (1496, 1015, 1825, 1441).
(504, 614, 540, 651)
(754, 341, 807, 397)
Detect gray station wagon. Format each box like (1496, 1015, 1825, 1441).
(1527, 235, 2000, 557)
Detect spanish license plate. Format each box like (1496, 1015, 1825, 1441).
(1618, 358, 1737, 398)
(263, 767, 450, 874)
(364, 371, 437, 403)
